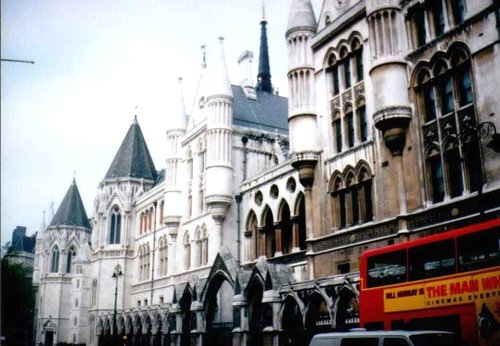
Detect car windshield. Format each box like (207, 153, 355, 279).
(409, 333, 458, 346)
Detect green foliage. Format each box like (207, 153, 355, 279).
(1, 248, 36, 345)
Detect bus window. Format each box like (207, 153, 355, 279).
(367, 250, 406, 287)
(341, 338, 378, 346)
(409, 239, 455, 281)
(383, 338, 410, 346)
(458, 227, 500, 272)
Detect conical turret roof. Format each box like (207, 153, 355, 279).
(207, 37, 233, 98)
(287, 0, 317, 35)
(50, 179, 91, 229)
(105, 116, 158, 181)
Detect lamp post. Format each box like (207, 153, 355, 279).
(112, 264, 123, 344)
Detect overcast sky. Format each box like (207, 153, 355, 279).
(1, 0, 322, 245)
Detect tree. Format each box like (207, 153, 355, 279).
(1, 248, 36, 346)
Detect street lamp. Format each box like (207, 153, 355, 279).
(459, 117, 500, 153)
(458, 117, 500, 216)
(112, 264, 123, 343)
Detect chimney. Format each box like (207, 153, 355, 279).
(238, 50, 257, 100)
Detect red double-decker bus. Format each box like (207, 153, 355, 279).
(359, 218, 500, 346)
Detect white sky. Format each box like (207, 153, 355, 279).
(1, 0, 322, 245)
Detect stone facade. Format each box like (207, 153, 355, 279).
(33, 0, 500, 345)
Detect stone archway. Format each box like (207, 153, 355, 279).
(203, 273, 234, 346)
(305, 292, 333, 342)
(280, 295, 306, 345)
(246, 277, 265, 346)
(180, 289, 193, 346)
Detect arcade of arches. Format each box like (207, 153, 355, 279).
(94, 249, 359, 346)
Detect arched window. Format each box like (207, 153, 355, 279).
(194, 227, 202, 268)
(245, 211, 258, 262)
(279, 202, 293, 255)
(66, 245, 76, 273)
(263, 208, 275, 258)
(416, 47, 480, 203)
(158, 236, 168, 277)
(184, 232, 191, 270)
(109, 206, 121, 244)
(330, 174, 346, 229)
(91, 279, 97, 307)
(357, 99, 368, 142)
(50, 246, 60, 273)
(187, 149, 193, 217)
(146, 243, 151, 280)
(345, 171, 358, 227)
(345, 105, 355, 148)
(358, 165, 374, 223)
(201, 225, 208, 266)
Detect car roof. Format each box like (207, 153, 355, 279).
(311, 330, 454, 339)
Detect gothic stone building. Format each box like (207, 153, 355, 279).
(33, 0, 500, 345)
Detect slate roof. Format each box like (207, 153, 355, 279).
(50, 179, 92, 230)
(11, 234, 36, 254)
(232, 85, 288, 135)
(104, 117, 158, 181)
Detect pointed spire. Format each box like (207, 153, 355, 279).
(49, 201, 55, 223)
(37, 211, 46, 240)
(256, 5, 273, 94)
(168, 78, 188, 132)
(105, 117, 158, 181)
(287, 0, 317, 35)
(50, 179, 91, 229)
(201, 45, 207, 68)
(40, 211, 46, 231)
(207, 37, 233, 98)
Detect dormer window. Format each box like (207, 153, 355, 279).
(109, 206, 121, 244)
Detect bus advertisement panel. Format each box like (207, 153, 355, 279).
(360, 218, 500, 346)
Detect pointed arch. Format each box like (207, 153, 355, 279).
(356, 161, 374, 223)
(179, 285, 194, 346)
(305, 291, 333, 337)
(262, 206, 275, 258)
(246, 270, 266, 346)
(278, 199, 293, 255)
(329, 172, 346, 230)
(109, 205, 122, 244)
(183, 230, 191, 270)
(66, 244, 77, 273)
(293, 192, 306, 251)
(279, 294, 306, 345)
(50, 245, 60, 273)
(245, 210, 259, 261)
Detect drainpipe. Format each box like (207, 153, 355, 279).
(241, 136, 248, 180)
(235, 194, 242, 266)
(150, 201, 157, 305)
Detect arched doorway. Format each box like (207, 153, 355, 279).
(204, 276, 234, 346)
(305, 293, 333, 342)
(180, 290, 193, 346)
(281, 296, 305, 345)
(247, 278, 265, 346)
(142, 314, 152, 346)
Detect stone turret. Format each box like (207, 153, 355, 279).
(164, 78, 188, 227)
(286, 0, 318, 280)
(205, 37, 234, 256)
(367, 0, 411, 215)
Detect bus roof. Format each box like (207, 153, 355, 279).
(361, 218, 500, 259)
(311, 330, 455, 339)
